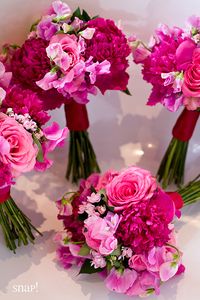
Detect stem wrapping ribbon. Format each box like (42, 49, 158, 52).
(0, 186, 10, 203)
(172, 108, 200, 142)
(64, 100, 89, 131)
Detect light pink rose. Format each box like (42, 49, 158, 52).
(106, 166, 157, 211)
(129, 254, 147, 271)
(0, 113, 37, 176)
(83, 214, 119, 255)
(48, 34, 81, 72)
(182, 48, 200, 98)
(99, 236, 118, 256)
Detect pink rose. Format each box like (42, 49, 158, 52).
(129, 254, 147, 271)
(0, 113, 37, 176)
(182, 48, 200, 98)
(48, 34, 81, 72)
(99, 236, 117, 256)
(106, 166, 157, 211)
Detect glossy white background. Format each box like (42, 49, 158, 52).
(0, 0, 200, 299)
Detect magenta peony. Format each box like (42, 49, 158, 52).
(115, 189, 174, 253)
(11, 38, 50, 89)
(85, 18, 131, 93)
(2, 85, 50, 126)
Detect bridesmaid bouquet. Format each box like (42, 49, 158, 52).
(8, 0, 131, 183)
(131, 16, 200, 188)
(0, 61, 68, 252)
(55, 166, 189, 297)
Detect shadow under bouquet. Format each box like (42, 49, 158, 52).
(131, 16, 200, 188)
(0, 61, 68, 252)
(8, 0, 131, 184)
(53, 165, 200, 297)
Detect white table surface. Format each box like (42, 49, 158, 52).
(1, 0, 200, 299)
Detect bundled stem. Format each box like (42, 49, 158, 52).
(157, 109, 199, 189)
(65, 101, 100, 184)
(157, 138, 188, 188)
(178, 175, 200, 206)
(66, 131, 100, 184)
(0, 197, 41, 253)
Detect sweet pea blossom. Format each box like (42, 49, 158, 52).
(35, 122, 68, 171)
(49, 0, 71, 19)
(105, 268, 138, 294)
(56, 198, 73, 216)
(37, 16, 59, 41)
(43, 122, 68, 151)
(83, 214, 119, 255)
(79, 28, 96, 40)
(0, 62, 12, 103)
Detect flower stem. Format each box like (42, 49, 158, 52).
(66, 130, 100, 184)
(0, 197, 42, 253)
(157, 138, 188, 189)
(177, 176, 200, 206)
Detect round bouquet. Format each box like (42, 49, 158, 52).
(131, 16, 200, 188)
(8, 0, 131, 183)
(55, 166, 187, 297)
(0, 62, 68, 252)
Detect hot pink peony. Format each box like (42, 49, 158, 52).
(11, 38, 51, 89)
(0, 161, 13, 203)
(85, 18, 130, 93)
(115, 189, 175, 253)
(106, 166, 157, 211)
(0, 113, 37, 176)
(2, 85, 50, 126)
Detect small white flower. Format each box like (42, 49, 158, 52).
(87, 192, 101, 203)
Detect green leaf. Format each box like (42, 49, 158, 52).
(79, 259, 103, 274)
(92, 15, 99, 20)
(107, 206, 115, 212)
(90, 186, 97, 194)
(72, 7, 82, 20)
(82, 9, 91, 21)
(122, 88, 132, 96)
(98, 189, 107, 203)
(110, 246, 121, 256)
(78, 243, 90, 256)
(32, 134, 44, 163)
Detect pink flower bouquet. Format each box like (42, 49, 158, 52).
(7, 0, 131, 183)
(131, 16, 200, 188)
(54, 166, 200, 297)
(0, 63, 68, 252)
